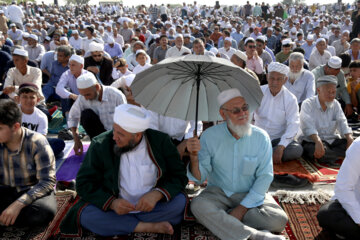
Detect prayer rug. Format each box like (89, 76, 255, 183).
(273, 159, 319, 183)
(55, 141, 74, 172)
(275, 197, 333, 240)
(0, 193, 74, 240)
(56, 144, 90, 182)
(48, 109, 86, 134)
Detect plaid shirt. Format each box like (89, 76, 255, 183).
(0, 127, 56, 205)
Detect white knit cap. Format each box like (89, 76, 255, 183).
(72, 30, 79, 34)
(224, 37, 232, 42)
(282, 38, 292, 45)
(29, 34, 38, 41)
(327, 56, 342, 69)
(107, 37, 115, 44)
(113, 104, 151, 133)
(13, 48, 28, 57)
(233, 50, 247, 62)
(60, 36, 68, 41)
(268, 62, 289, 76)
(307, 34, 314, 41)
(316, 38, 326, 45)
(76, 72, 97, 89)
(69, 54, 84, 65)
(217, 88, 242, 107)
(89, 41, 104, 52)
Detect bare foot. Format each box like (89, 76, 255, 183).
(134, 221, 174, 235)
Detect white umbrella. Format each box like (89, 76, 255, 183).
(131, 55, 263, 133)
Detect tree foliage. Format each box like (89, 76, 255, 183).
(66, 0, 90, 5)
(281, 0, 305, 6)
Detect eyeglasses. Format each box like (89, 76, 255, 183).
(247, 45, 256, 49)
(221, 104, 249, 114)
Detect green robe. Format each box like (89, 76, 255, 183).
(60, 129, 188, 237)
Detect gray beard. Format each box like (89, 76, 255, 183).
(227, 118, 252, 138)
(113, 138, 138, 157)
(325, 101, 334, 108)
(288, 69, 304, 82)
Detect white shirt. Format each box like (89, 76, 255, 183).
(132, 63, 152, 74)
(218, 47, 236, 59)
(299, 96, 352, 144)
(254, 85, 300, 147)
(6, 4, 23, 24)
(111, 69, 133, 81)
(285, 69, 315, 103)
(25, 44, 45, 62)
(165, 45, 191, 58)
(21, 107, 48, 135)
(309, 49, 332, 70)
(119, 137, 158, 206)
(327, 45, 336, 56)
(69, 36, 83, 50)
(110, 73, 136, 88)
(333, 137, 360, 224)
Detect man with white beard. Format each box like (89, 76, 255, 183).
(186, 89, 288, 240)
(284, 53, 315, 105)
(254, 62, 303, 165)
(299, 75, 353, 164)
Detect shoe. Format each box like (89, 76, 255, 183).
(58, 129, 74, 140)
(271, 174, 309, 188)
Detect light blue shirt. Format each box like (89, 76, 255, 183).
(301, 42, 315, 61)
(104, 42, 123, 59)
(231, 32, 244, 44)
(40, 51, 55, 72)
(187, 123, 273, 208)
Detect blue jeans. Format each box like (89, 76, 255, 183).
(80, 193, 186, 236)
(42, 84, 60, 102)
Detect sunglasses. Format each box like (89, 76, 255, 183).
(221, 104, 249, 114)
(247, 45, 256, 49)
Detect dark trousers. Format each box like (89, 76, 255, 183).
(47, 137, 65, 156)
(317, 200, 360, 239)
(60, 98, 74, 118)
(80, 109, 106, 139)
(302, 139, 347, 164)
(36, 104, 52, 123)
(0, 186, 56, 228)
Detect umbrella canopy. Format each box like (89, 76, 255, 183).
(131, 54, 263, 123)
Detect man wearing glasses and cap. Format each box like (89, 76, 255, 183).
(186, 88, 288, 240)
(312, 56, 354, 117)
(60, 104, 187, 237)
(299, 75, 353, 164)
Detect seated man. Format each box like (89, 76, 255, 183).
(230, 50, 259, 82)
(317, 137, 360, 239)
(24, 34, 45, 63)
(0, 99, 56, 228)
(312, 56, 353, 117)
(84, 42, 114, 86)
(60, 104, 187, 237)
(347, 60, 360, 117)
(284, 52, 315, 105)
(300, 75, 353, 164)
(254, 62, 303, 164)
(187, 89, 288, 240)
(68, 72, 127, 155)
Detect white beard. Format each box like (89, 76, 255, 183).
(288, 69, 304, 83)
(227, 118, 252, 138)
(325, 101, 334, 108)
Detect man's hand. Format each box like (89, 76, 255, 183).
(345, 104, 354, 116)
(73, 138, 83, 156)
(314, 141, 325, 159)
(229, 205, 248, 221)
(69, 94, 78, 101)
(2, 86, 15, 95)
(273, 145, 285, 165)
(0, 200, 25, 226)
(110, 198, 136, 215)
(186, 137, 201, 156)
(87, 66, 99, 74)
(135, 191, 163, 212)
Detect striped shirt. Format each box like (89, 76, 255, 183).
(67, 85, 127, 130)
(0, 128, 56, 205)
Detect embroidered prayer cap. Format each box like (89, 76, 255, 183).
(89, 41, 104, 52)
(113, 104, 151, 133)
(268, 62, 289, 76)
(327, 56, 342, 69)
(316, 75, 338, 87)
(233, 50, 247, 62)
(69, 54, 84, 65)
(13, 48, 28, 57)
(76, 72, 98, 89)
(217, 88, 243, 107)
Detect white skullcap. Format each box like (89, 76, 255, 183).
(342, 30, 350, 35)
(0, 10, 4, 14)
(317, 75, 338, 87)
(307, 34, 314, 41)
(217, 88, 242, 107)
(224, 37, 232, 42)
(22, 32, 29, 38)
(107, 37, 115, 44)
(256, 36, 267, 42)
(184, 33, 191, 38)
(113, 104, 151, 133)
(321, 34, 329, 40)
(29, 34, 38, 41)
(10, 23, 16, 27)
(135, 49, 147, 56)
(175, 34, 183, 39)
(98, 26, 104, 31)
(72, 30, 79, 34)
(267, 27, 273, 31)
(244, 37, 255, 45)
(316, 38, 326, 45)
(327, 56, 342, 69)
(290, 27, 297, 33)
(69, 54, 84, 65)
(233, 50, 247, 62)
(13, 48, 28, 57)
(268, 62, 289, 76)
(70, 24, 75, 27)
(209, 47, 218, 55)
(76, 72, 98, 89)
(89, 41, 104, 52)
(282, 38, 292, 45)
(60, 36, 68, 41)
(45, 36, 51, 41)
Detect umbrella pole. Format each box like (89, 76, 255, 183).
(194, 65, 201, 137)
